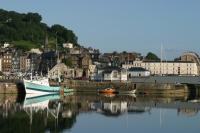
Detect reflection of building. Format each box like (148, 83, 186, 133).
(90, 101, 151, 117)
(128, 106, 151, 114)
(91, 101, 127, 116)
(178, 109, 198, 116)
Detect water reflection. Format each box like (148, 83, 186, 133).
(0, 92, 199, 133)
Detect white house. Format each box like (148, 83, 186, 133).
(128, 67, 150, 77)
(90, 66, 127, 81)
(63, 43, 73, 48)
(2, 42, 9, 48)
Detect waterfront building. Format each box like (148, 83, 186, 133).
(90, 66, 127, 81)
(88, 52, 101, 64)
(20, 53, 27, 73)
(12, 50, 22, 73)
(25, 55, 30, 71)
(2, 51, 12, 76)
(27, 52, 41, 74)
(122, 60, 198, 76)
(0, 56, 2, 72)
(180, 52, 200, 75)
(39, 50, 58, 75)
(128, 67, 150, 77)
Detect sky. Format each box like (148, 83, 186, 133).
(1, 0, 200, 60)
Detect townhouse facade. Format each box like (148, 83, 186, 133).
(20, 53, 28, 72)
(12, 50, 22, 73)
(2, 52, 12, 75)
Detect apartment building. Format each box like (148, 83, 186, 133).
(122, 60, 198, 76)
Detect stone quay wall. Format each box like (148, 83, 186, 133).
(51, 80, 190, 94)
(0, 79, 198, 94)
(0, 83, 18, 94)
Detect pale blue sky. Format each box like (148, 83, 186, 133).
(1, 0, 200, 60)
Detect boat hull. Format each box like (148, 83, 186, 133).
(64, 89, 74, 93)
(24, 80, 60, 94)
(118, 89, 136, 94)
(98, 90, 116, 93)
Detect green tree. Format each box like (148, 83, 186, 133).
(146, 52, 159, 60)
(0, 9, 80, 50)
(65, 56, 72, 67)
(174, 57, 180, 61)
(113, 51, 118, 55)
(123, 51, 127, 55)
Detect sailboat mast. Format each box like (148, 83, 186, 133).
(161, 44, 162, 76)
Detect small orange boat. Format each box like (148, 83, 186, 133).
(98, 88, 117, 93)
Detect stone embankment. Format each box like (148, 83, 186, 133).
(0, 83, 18, 94)
(0, 79, 199, 95)
(51, 80, 192, 95)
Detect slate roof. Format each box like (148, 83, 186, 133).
(143, 60, 194, 63)
(100, 66, 123, 70)
(104, 70, 113, 74)
(41, 50, 58, 58)
(128, 67, 149, 71)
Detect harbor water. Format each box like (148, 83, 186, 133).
(0, 92, 199, 133)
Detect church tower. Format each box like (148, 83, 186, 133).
(43, 34, 49, 53)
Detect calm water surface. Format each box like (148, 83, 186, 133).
(0, 93, 199, 133)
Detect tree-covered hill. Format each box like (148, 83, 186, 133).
(0, 8, 80, 51)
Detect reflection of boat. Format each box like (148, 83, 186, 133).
(23, 94, 60, 107)
(98, 92, 116, 97)
(118, 89, 136, 94)
(23, 94, 63, 130)
(118, 93, 136, 98)
(98, 88, 117, 93)
(23, 73, 60, 94)
(136, 90, 150, 95)
(64, 86, 74, 93)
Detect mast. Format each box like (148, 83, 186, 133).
(55, 32, 61, 84)
(31, 51, 33, 81)
(161, 44, 162, 76)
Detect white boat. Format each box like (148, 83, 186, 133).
(118, 89, 136, 94)
(23, 73, 60, 94)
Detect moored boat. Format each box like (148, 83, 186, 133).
(136, 90, 150, 95)
(98, 88, 117, 93)
(64, 86, 74, 93)
(64, 88, 74, 93)
(23, 73, 60, 94)
(118, 89, 136, 94)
